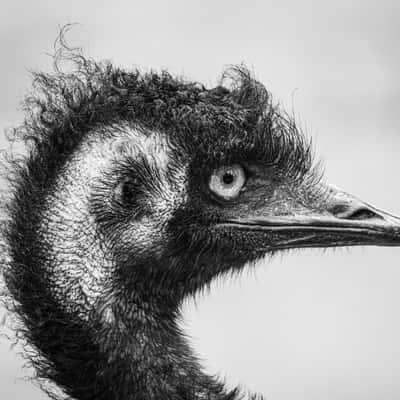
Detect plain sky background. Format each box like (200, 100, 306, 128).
(1, 1, 400, 399)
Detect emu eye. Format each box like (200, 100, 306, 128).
(209, 164, 246, 200)
(115, 177, 138, 206)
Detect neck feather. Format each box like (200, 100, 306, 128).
(36, 286, 239, 400)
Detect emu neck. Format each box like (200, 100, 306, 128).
(33, 280, 236, 400)
(76, 290, 233, 400)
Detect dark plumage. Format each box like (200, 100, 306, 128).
(2, 50, 400, 400)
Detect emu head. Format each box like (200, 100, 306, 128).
(3, 59, 400, 400)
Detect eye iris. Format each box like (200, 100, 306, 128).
(209, 164, 246, 200)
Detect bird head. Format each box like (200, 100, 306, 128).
(14, 64, 396, 314)
(9, 64, 400, 307)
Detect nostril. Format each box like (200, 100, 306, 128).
(345, 208, 381, 221)
(330, 205, 383, 221)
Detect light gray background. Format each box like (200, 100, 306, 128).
(1, 1, 400, 399)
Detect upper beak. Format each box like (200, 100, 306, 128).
(221, 186, 400, 250)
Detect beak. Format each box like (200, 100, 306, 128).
(221, 186, 400, 251)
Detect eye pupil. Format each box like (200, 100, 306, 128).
(222, 172, 235, 185)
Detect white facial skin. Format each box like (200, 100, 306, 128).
(38, 123, 188, 321)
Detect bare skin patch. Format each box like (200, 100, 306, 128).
(38, 123, 187, 320)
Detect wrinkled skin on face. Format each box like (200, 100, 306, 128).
(3, 53, 400, 400)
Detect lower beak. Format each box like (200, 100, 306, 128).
(220, 187, 400, 251)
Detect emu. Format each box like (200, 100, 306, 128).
(2, 55, 400, 400)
